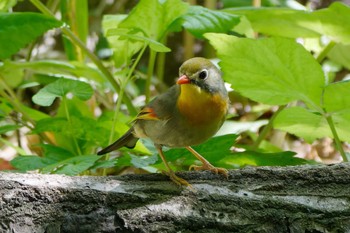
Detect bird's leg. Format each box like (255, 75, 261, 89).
(187, 146, 229, 178)
(155, 145, 191, 187)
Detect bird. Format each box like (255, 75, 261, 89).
(98, 57, 229, 186)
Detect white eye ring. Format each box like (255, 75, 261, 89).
(198, 69, 208, 79)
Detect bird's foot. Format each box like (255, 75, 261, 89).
(162, 170, 192, 187)
(189, 162, 229, 178)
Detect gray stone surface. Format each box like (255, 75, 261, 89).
(1, 163, 350, 233)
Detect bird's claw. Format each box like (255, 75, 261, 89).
(161, 170, 193, 187)
(189, 163, 229, 179)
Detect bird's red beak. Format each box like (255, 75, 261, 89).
(177, 75, 191, 85)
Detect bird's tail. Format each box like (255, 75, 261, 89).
(97, 128, 139, 155)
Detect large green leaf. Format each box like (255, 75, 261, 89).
(274, 107, 350, 143)
(328, 44, 350, 70)
(179, 6, 240, 38)
(0, 12, 63, 59)
(161, 134, 238, 170)
(224, 7, 321, 39)
(162, 134, 312, 169)
(119, 0, 188, 41)
(313, 2, 350, 44)
(32, 78, 93, 106)
(225, 3, 350, 44)
(206, 34, 325, 109)
(218, 150, 317, 167)
(323, 80, 350, 113)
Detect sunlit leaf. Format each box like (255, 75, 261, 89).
(313, 2, 350, 44)
(274, 107, 350, 143)
(328, 44, 350, 70)
(225, 3, 350, 44)
(206, 34, 325, 109)
(323, 80, 350, 113)
(0, 0, 17, 12)
(224, 7, 321, 38)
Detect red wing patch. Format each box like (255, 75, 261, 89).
(136, 107, 160, 121)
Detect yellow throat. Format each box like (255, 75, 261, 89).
(177, 84, 227, 125)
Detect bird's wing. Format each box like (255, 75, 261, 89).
(134, 85, 179, 122)
(135, 107, 161, 121)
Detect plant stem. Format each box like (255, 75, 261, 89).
(156, 37, 167, 84)
(325, 113, 347, 162)
(145, 49, 157, 103)
(252, 105, 286, 150)
(316, 40, 336, 63)
(102, 45, 147, 176)
(0, 77, 34, 126)
(29, 0, 138, 116)
(0, 75, 55, 145)
(63, 97, 82, 155)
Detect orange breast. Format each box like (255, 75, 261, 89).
(177, 84, 228, 126)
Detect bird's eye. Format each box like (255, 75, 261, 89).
(198, 69, 208, 79)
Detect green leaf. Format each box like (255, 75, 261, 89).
(89, 159, 117, 170)
(103, 14, 143, 67)
(328, 44, 350, 70)
(323, 80, 350, 113)
(119, 0, 188, 41)
(129, 153, 158, 168)
(106, 28, 171, 52)
(33, 117, 68, 134)
(313, 2, 350, 44)
(162, 134, 313, 169)
(206, 34, 325, 109)
(41, 144, 74, 162)
(180, 6, 240, 38)
(0, 0, 17, 12)
(41, 155, 101, 176)
(0, 124, 20, 134)
(225, 3, 350, 44)
(274, 107, 350, 143)
(4, 60, 105, 83)
(224, 7, 321, 38)
(0, 62, 23, 88)
(32, 78, 93, 106)
(0, 12, 63, 59)
(218, 151, 316, 167)
(10, 155, 50, 171)
(164, 134, 238, 165)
